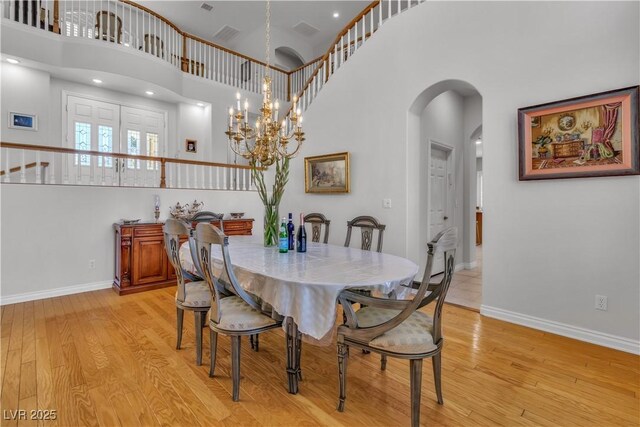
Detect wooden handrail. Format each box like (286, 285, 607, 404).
(288, 56, 324, 74)
(119, 0, 182, 33)
(285, 1, 380, 116)
(0, 142, 263, 171)
(0, 162, 49, 176)
(184, 32, 290, 75)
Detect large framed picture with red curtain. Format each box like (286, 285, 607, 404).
(518, 86, 639, 180)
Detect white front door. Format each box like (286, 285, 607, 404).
(429, 145, 452, 275)
(66, 95, 120, 185)
(120, 106, 165, 187)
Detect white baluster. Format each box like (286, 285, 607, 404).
(201, 164, 205, 189)
(216, 166, 220, 189)
(388, 0, 392, 19)
(244, 169, 248, 191)
(49, 152, 55, 184)
(222, 166, 227, 190)
(101, 154, 106, 185)
(397, 0, 401, 15)
(3, 150, 10, 183)
(362, 16, 366, 44)
(88, 153, 94, 185)
(34, 152, 41, 183)
(76, 151, 83, 184)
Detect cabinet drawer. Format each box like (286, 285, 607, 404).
(134, 226, 164, 237)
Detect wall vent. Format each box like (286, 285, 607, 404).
(292, 21, 320, 37)
(213, 25, 240, 42)
(200, 2, 213, 12)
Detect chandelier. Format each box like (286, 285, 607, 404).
(225, 0, 305, 168)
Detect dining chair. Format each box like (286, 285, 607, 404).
(336, 227, 458, 427)
(304, 212, 331, 243)
(163, 219, 211, 366)
(195, 223, 283, 401)
(344, 215, 385, 252)
(143, 34, 164, 58)
(94, 11, 122, 43)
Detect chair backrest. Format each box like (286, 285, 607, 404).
(163, 219, 192, 303)
(143, 34, 164, 58)
(95, 11, 122, 43)
(195, 223, 261, 323)
(341, 227, 457, 346)
(304, 212, 330, 244)
(344, 216, 385, 252)
(419, 227, 457, 343)
(190, 211, 224, 231)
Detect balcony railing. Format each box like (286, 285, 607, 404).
(0, 142, 260, 191)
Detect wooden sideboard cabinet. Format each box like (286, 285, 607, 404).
(113, 219, 254, 295)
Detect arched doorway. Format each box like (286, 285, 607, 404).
(406, 79, 483, 310)
(274, 46, 304, 71)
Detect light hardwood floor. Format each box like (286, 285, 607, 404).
(1, 287, 638, 426)
(446, 246, 483, 311)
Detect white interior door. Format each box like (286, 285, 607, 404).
(67, 95, 120, 185)
(429, 145, 452, 275)
(120, 106, 165, 187)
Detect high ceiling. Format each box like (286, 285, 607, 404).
(137, 1, 370, 63)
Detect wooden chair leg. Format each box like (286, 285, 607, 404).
(176, 307, 184, 349)
(231, 335, 241, 402)
(337, 341, 348, 412)
(410, 359, 423, 427)
(381, 354, 387, 371)
(209, 329, 218, 378)
(296, 332, 302, 380)
(194, 311, 203, 366)
(433, 352, 443, 404)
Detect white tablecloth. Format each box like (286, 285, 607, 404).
(180, 236, 418, 343)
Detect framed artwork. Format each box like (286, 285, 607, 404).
(185, 139, 197, 153)
(8, 112, 37, 131)
(518, 86, 639, 180)
(305, 152, 350, 193)
(240, 60, 251, 82)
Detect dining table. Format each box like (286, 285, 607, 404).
(179, 235, 419, 394)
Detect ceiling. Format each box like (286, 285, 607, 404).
(136, 1, 370, 63)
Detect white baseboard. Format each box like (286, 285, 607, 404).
(0, 281, 112, 306)
(462, 261, 478, 270)
(480, 305, 640, 355)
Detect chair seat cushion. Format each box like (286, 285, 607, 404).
(211, 296, 277, 331)
(356, 307, 437, 354)
(175, 281, 211, 308)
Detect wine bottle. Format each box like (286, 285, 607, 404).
(279, 218, 288, 253)
(296, 213, 307, 253)
(287, 213, 295, 251)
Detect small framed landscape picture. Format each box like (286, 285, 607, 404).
(8, 112, 37, 131)
(185, 139, 197, 153)
(518, 86, 639, 180)
(305, 152, 350, 193)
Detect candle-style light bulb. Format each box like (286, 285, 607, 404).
(281, 119, 286, 136)
(275, 100, 279, 110)
(229, 107, 234, 126)
(296, 108, 301, 116)
(236, 92, 241, 110)
(244, 99, 248, 123)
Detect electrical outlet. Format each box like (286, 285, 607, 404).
(89, 259, 96, 269)
(383, 198, 392, 209)
(595, 295, 607, 311)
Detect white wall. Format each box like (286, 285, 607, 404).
(282, 1, 640, 351)
(0, 184, 263, 301)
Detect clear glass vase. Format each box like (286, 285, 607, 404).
(263, 203, 279, 247)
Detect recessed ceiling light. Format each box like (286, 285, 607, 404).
(475, 139, 482, 145)
(6, 58, 20, 64)
(92, 78, 103, 84)
(333, 11, 340, 18)
(197, 102, 205, 107)
(145, 91, 154, 96)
